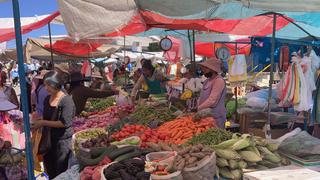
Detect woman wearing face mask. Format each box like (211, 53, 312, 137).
(198, 58, 227, 129)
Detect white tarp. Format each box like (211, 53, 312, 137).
(224, 0, 320, 12)
(57, 0, 137, 41)
(0, 14, 61, 29)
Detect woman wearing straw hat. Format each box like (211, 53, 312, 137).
(198, 58, 227, 129)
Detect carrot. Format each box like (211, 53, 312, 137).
(173, 130, 183, 140)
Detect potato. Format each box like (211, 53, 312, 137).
(160, 143, 173, 151)
(184, 154, 191, 159)
(187, 157, 198, 165)
(176, 159, 185, 170)
(190, 152, 206, 159)
(178, 146, 191, 156)
(176, 155, 183, 162)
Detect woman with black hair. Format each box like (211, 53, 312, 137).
(131, 59, 167, 100)
(31, 70, 76, 179)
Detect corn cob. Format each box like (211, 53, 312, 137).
(229, 159, 239, 169)
(245, 146, 261, 157)
(238, 160, 248, 169)
(213, 138, 239, 149)
(232, 137, 251, 150)
(215, 149, 241, 160)
(239, 151, 262, 163)
(231, 169, 242, 180)
(266, 142, 279, 152)
(220, 167, 235, 179)
(216, 158, 229, 167)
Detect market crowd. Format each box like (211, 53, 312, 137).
(0, 57, 226, 179)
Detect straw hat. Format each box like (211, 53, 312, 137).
(55, 63, 69, 74)
(0, 93, 17, 111)
(199, 57, 222, 73)
(35, 70, 49, 79)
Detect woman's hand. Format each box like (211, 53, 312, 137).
(31, 120, 44, 130)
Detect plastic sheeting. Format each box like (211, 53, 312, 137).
(195, 41, 251, 57)
(56, 0, 137, 40)
(0, 12, 60, 43)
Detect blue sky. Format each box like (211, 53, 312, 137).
(0, 0, 66, 48)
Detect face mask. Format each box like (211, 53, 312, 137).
(204, 72, 213, 78)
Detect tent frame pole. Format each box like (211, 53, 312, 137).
(266, 13, 277, 139)
(11, 0, 34, 179)
(192, 30, 196, 77)
(235, 42, 239, 122)
(48, 22, 54, 68)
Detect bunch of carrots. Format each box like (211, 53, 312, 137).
(157, 115, 216, 145)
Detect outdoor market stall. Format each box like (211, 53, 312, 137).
(3, 0, 320, 180)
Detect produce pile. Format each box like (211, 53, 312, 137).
(214, 134, 291, 179)
(188, 128, 233, 147)
(103, 159, 150, 180)
(226, 98, 246, 119)
(73, 128, 107, 154)
(84, 96, 116, 113)
(73, 105, 134, 133)
(129, 104, 176, 126)
(81, 134, 111, 149)
(111, 124, 170, 148)
(145, 143, 216, 179)
(157, 116, 215, 145)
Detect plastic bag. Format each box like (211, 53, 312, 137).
(246, 97, 268, 109)
(0, 121, 25, 149)
(279, 131, 320, 158)
(183, 152, 216, 180)
(146, 151, 177, 170)
(115, 91, 132, 106)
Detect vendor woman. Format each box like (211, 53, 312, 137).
(198, 58, 227, 129)
(131, 59, 167, 100)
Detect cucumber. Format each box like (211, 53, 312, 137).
(90, 145, 117, 159)
(108, 146, 136, 160)
(77, 149, 109, 167)
(114, 150, 142, 162)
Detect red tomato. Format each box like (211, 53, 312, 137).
(140, 134, 147, 141)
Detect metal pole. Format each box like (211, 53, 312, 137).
(187, 30, 193, 75)
(124, 36, 127, 86)
(11, 0, 34, 179)
(192, 30, 196, 77)
(48, 22, 54, 68)
(235, 43, 239, 122)
(266, 13, 277, 139)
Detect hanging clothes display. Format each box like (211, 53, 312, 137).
(227, 54, 247, 86)
(279, 46, 290, 72)
(278, 50, 320, 111)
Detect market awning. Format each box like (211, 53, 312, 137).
(0, 11, 60, 43)
(25, 38, 120, 63)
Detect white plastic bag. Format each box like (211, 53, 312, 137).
(246, 97, 267, 109)
(115, 90, 132, 106)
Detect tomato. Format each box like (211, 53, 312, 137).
(157, 165, 166, 171)
(140, 134, 147, 141)
(159, 134, 166, 140)
(145, 131, 152, 136)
